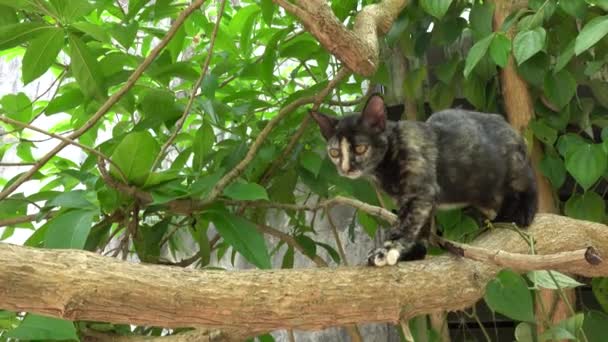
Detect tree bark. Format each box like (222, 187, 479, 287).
(273, 0, 408, 76)
(1, 214, 606, 335)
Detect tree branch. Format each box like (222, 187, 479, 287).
(1, 214, 606, 334)
(273, 0, 408, 76)
(0, 0, 208, 201)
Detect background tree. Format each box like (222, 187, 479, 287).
(1, 0, 608, 341)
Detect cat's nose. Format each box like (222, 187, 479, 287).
(340, 163, 350, 173)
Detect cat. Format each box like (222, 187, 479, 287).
(310, 94, 538, 266)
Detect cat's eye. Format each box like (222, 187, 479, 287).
(329, 149, 340, 158)
(354, 144, 368, 154)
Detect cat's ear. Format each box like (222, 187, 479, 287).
(362, 94, 386, 131)
(309, 110, 338, 140)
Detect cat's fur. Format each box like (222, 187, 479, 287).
(310, 95, 538, 266)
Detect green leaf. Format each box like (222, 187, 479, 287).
(539, 154, 566, 188)
(513, 27, 546, 65)
(316, 241, 341, 264)
(357, 211, 378, 237)
(587, 0, 608, 11)
(139, 89, 181, 126)
(194, 219, 211, 266)
(68, 34, 106, 99)
(435, 57, 460, 84)
(299, 150, 323, 177)
(575, 15, 608, 55)
(484, 269, 535, 322)
(464, 34, 494, 78)
(223, 181, 269, 201)
(111, 22, 139, 49)
(281, 246, 294, 269)
(527, 270, 585, 290)
(47, 190, 95, 209)
(110, 131, 161, 185)
(268, 169, 297, 204)
(49, 0, 94, 22)
(6, 314, 77, 340)
(565, 192, 606, 223)
(489, 33, 511, 68)
(565, 143, 607, 190)
(469, 1, 495, 40)
(134, 219, 168, 263)
(429, 83, 454, 111)
(584, 310, 608, 342)
(0, 5, 18, 25)
(204, 210, 271, 269)
(543, 69, 577, 109)
(592, 278, 608, 312)
(529, 120, 558, 145)
(0, 22, 50, 50)
(443, 214, 479, 241)
(515, 322, 535, 342)
(45, 88, 84, 115)
(420, 0, 453, 19)
(555, 40, 575, 73)
(1, 92, 32, 123)
(260, 0, 275, 26)
(557, 133, 587, 158)
(463, 76, 486, 110)
(560, 0, 587, 18)
(44, 209, 96, 249)
(295, 234, 317, 259)
(541, 313, 584, 341)
(72, 21, 112, 43)
(403, 66, 427, 99)
(192, 121, 215, 171)
(22, 27, 64, 84)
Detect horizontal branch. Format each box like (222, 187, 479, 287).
(1, 214, 606, 333)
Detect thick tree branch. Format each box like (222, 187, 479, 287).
(0, 0, 207, 201)
(273, 0, 408, 76)
(1, 214, 606, 334)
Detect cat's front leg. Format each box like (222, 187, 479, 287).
(368, 196, 434, 266)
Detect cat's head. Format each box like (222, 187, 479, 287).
(310, 94, 389, 179)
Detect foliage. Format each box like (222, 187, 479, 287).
(0, 0, 607, 340)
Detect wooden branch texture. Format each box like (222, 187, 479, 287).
(274, 0, 408, 76)
(1, 214, 607, 333)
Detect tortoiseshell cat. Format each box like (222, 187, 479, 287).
(311, 95, 538, 266)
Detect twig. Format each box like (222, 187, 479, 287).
(326, 208, 349, 266)
(0, 116, 128, 183)
(434, 236, 603, 269)
(152, 0, 227, 171)
(0, 162, 36, 166)
(0, 211, 57, 228)
(257, 223, 327, 267)
(224, 195, 396, 224)
(0, 0, 208, 201)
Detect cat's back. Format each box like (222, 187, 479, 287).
(426, 109, 522, 148)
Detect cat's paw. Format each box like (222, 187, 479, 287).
(367, 241, 427, 266)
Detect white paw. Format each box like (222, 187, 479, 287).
(368, 241, 407, 267)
